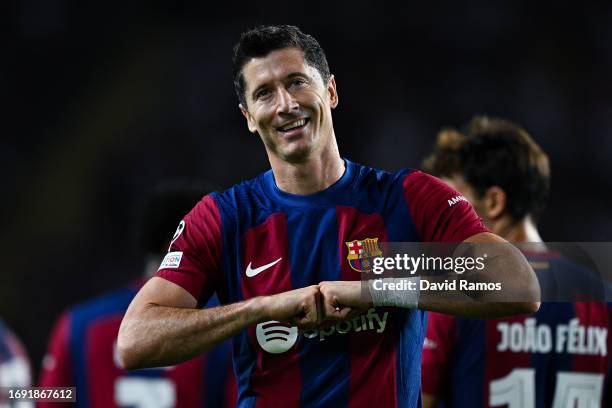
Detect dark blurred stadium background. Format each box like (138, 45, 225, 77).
(3, 1, 612, 376)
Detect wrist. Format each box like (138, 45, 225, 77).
(245, 296, 273, 323)
(360, 280, 375, 308)
(367, 277, 421, 309)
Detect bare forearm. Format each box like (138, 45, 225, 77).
(118, 297, 265, 369)
(118, 280, 321, 370)
(418, 241, 540, 318)
(364, 236, 540, 318)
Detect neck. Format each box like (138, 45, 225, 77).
(268, 132, 345, 195)
(491, 215, 543, 244)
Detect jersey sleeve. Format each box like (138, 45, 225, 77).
(402, 170, 489, 242)
(155, 195, 223, 303)
(421, 312, 457, 396)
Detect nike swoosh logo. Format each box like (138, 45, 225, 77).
(246, 257, 282, 277)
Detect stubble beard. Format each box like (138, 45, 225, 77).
(265, 131, 318, 164)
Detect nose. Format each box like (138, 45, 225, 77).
(276, 88, 299, 114)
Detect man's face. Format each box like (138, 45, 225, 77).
(239, 48, 338, 163)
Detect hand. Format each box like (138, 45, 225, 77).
(318, 281, 372, 322)
(260, 285, 321, 330)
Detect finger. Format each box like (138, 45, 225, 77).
(321, 296, 337, 320)
(322, 299, 353, 322)
(330, 304, 353, 320)
(298, 290, 320, 329)
(336, 306, 353, 319)
(314, 289, 323, 326)
(293, 305, 318, 330)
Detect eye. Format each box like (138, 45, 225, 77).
(255, 88, 271, 100)
(290, 78, 307, 87)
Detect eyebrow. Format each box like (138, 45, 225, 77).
(250, 71, 312, 101)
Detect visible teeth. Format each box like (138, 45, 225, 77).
(281, 119, 306, 131)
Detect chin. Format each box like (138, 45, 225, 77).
(278, 144, 314, 164)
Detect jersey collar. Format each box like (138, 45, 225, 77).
(261, 158, 357, 207)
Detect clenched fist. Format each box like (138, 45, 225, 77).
(260, 285, 322, 330)
(318, 281, 373, 322)
(258, 282, 374, 330)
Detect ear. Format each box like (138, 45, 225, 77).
(483, 186, 507, 220)
(239, 104, 258, 133)
(327, 75, 339, 109)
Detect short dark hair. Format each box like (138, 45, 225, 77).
(422, 116, 550, 221)
(232, 25, 331, 107)
(135, 181, 215, 256)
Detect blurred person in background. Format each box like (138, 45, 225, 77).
(0, 319, 32, 408)
(421, 116, 611, 407)
(38, 182, 236, 408)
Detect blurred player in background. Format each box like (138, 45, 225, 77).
(38, 182, 235, 408)
(0, 319, 32, 408)
(421, 117, 611, 407)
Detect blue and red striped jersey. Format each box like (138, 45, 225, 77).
(157, 160, 488, 407)
(422, 257, 612, 408)
(38, 282, 236, 408)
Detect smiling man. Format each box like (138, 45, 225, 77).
(239, 47, 338, 166)
(118, 25, 540, 407)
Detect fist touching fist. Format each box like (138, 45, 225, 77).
(260, 281, 373, 329)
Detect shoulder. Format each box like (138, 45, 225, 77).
(349, 164, 453, 199)
(207, 172, 274, 218)
(401, 170, 456, 196)
(345, 161, 413, 200)
(42, 286, 138, 351)
(350, 161, 410, 186)
(213, 172, 269, 205)
(398, 170, 488, 242)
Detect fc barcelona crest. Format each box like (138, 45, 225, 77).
(345, 238, 382, 273)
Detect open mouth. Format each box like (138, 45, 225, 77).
(277, 118, 310, 136)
